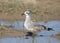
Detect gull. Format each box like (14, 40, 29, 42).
(22, 10, 53, 36)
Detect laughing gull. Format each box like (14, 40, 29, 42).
(22, 10, 53, 36)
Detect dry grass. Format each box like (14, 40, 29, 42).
(53, 34, 60, 39)
(0, 0, 60, 22)
(0, 26, 28, 38)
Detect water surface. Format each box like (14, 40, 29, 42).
(0, 21, 60, 43)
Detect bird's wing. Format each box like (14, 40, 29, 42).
(30, 22, 45, 32)
(33, 22, 42, 27)
(32, 21, 45, 26)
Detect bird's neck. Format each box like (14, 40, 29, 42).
(25, 15, 32, 23)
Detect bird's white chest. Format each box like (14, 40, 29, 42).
(24, 22, 34, 31)
(24, 15, 34, 31)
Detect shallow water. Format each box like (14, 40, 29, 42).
(0, 37, 60, 43)
(0, 21, 60, 43)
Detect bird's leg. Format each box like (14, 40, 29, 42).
(25, 32, 33, 39)
(26, 32, 33, 36)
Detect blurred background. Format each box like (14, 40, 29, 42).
(0, 0, 60, 43)
(0, 0, 60, 22)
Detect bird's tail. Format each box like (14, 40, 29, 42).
(41, 25, 54, 31)
(47, 28, 54, 31)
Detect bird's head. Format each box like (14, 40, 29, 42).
(22, 10, 30, 16)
